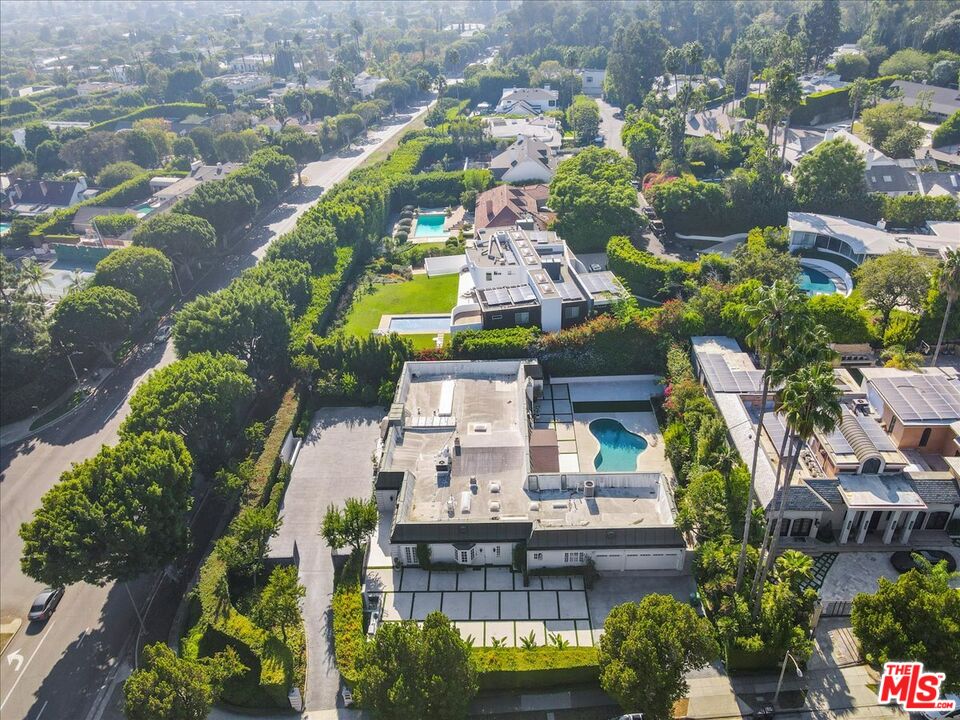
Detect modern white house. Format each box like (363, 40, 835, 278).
(787, 212, 960, 266)
(488, 135, 556, 183)
(448, 224, 628, 334)
(375, 360, 686, 572)
(691, 336, 960, 546)
(484, 116, 562, 149)
(579, 69, 606, 96)
(495, 87, 559, 115)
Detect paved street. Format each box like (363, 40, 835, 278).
(597, 97, 625, 158)
(0, 100, 432, 720)
(267, 407, 384, 711)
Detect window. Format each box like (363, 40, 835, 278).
(926, 512, 950, 531)
(515, 311, 530, 325)
(492, 314, 502, 320)
(889, 418, 898, 434)
(493, 545, 501, 557)
(919, 428, 931, 447)
(485, 272, 492, 281)
(404, 546, 416, 565)
(563, 305, 580, 319)
(791, 518, 813, 537)
(458, 550, 470, 564)
(586, 76, 593, 82)
(533, 552, 543, 560)
(779, 519, 791, 536)
(564, 551, 585, 564)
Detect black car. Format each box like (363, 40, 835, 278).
(650, 220, 666, 236)
(641, 206, 658, 219)
(890, 549, 957, 574)
(28, 587, 64, 622)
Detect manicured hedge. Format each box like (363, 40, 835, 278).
(332, 557, 364, 686)
(741, 76, 897, 125)
(472, 647, 599, 690)
(451, 326, 541, 359)
(607, 235, 695, 299)
(289, 247, 356, 356)
(87, 102, 207, 132)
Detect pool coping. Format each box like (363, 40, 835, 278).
(410, 209, 453, 239)
(799, 257, 853, 297)
(375, 312, 452, 335)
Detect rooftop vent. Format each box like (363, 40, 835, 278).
(490, 481, 501, 493)
(489, 501, 501, 513)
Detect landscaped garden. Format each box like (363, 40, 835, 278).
(341, 273, 460, 338)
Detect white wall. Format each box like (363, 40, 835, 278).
(501, 160, 554, 184)
(396, 542, 516, 566)
(527, 547, 684, 572)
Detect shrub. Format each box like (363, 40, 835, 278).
(93, 213, 140, 237)
(933, 110, 960, 148)
(451, 326, 540, 359)
(607, 235, 691, 299)
(471, 647, 599, 690)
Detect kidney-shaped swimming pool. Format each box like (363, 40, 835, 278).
(589, 418, 648, 472)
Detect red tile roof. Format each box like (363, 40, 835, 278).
(475, 184, 554, 230)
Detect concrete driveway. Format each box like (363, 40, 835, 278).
(268, 407, 384, 712)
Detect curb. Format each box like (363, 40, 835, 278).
(0, 374, 109, 448)
(0, 618, 23, 654)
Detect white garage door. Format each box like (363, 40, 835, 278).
(624, 551, 680, 571)
(592, 551, 625, 572)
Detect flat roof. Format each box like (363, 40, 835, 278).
(691, 336, 763, 394)
(870, 373, 960, 425)
(837, 473, 926, 510)
(788, 212, 960, 258)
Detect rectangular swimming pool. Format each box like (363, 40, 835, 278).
(414, 213, 448, 237)
(387, 315, 451, 334)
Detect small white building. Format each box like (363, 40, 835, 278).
(353, 71, 387, 99)
(579, 68, 606, 96)
(495, 87, 559, 115)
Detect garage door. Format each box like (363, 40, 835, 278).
(624, 551, 680, 571)
(592, 551, 625, 572)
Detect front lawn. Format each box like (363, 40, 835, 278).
(342, 274, 459, 337)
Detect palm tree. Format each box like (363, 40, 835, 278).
(882, 344, 924, 371)
(932, 249, 960, 367)
(774, 549, 814, 591)
(751, 362, 841, 613)
(65, 268, 88, 295)
(18, 257, 54, 298)
(329, 64, 353, 104)
(663, 46, 682, 98)
(434, 74, 447, 98)
(350, 18, 364, 51)
(848, 77, 869, 122)
(733, 281, 809, 592)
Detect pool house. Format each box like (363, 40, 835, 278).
(375, 360, 687, 573)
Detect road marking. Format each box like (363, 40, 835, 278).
(76, 628, 90, 648)
(0, 619, 56, 711)
(6, 649, 23, 671)
(34, 699, 48, 719)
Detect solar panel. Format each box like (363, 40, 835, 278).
(556, 282, 581, 301)
(823, 427, 854, 455)
(581, 272, 625, 297)
(855, 414, 898, 451)
(872, 375, 960, 423)
(700, 353, 762, 394)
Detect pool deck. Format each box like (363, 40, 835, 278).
(375, 312, 451, 335)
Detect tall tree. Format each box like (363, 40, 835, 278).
(355, 611, 477, 720)
(93, 246, 172, 309)
(321, 496, 378, 554)
(122, 352, 255, 473)
(752, 363, 841, 611)
(802, 0, 841, 69)
(215, 505, 280, 586)
(734, 281, 808, 592)
(851, 560, 960, 692)
(932, 249, 960, 366)
(124, 643, 244, 720)
(253, 566, 305, 642)
(20, 431, 193, 587)
(854, 251, 934, 334)
(794, 138, 876, 220)
(50, 285, 139, 364)
(605, 21, 668, 107)
(599, 595, 719, 719)
(132, 213, 216, 284)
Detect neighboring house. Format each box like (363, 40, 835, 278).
(484, 116, 562, 148)
(474, 184, 555, 231)
(752, 72, 847, 96)
(579, 68, 606, 96)
(374, 359, 686, 572)
(915, 171, 960, 199)
(353, 71, 387, 99)
(210, 73, 272, 97)
(691, 336, 960, 546)
(228, 55, 266, 73)
(108, 64, 132, 83)
(75, 81, 123, 97)
(4, 177, 90, 216)
(489, 135, 556, 183)
(892, 80, 960, 122)
(150, 161, 241, 204)
(653, 74, 725, 101)
(787, 212, 960, 265)
(495, 86, 559, 114)
(449, 224, 628, 334)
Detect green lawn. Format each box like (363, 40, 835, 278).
(342, 274, 459, 337)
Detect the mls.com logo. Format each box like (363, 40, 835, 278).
(878, 662, 957, 712)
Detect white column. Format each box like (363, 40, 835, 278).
(901, 510, 920, 544)
(883, 511, 902, 544)
(856, 510, 874, 544)
(809, 516, 819, 538)
(839, 509, 856, 544)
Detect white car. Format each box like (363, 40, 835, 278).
(154, 325, 172, 342)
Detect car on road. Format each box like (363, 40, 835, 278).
(610, 714, 643, 720)
(650, 220, 666, 236)
(154, 324, 172, 342)
(593, 134, 604, 146)
(341, 685, 354, 707)
(890, 549, 957, 574)
(28, 587, 64, 622)
(642, 206, 658, 219)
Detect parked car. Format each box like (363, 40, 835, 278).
(593, 134, 604, 146)
(890, 549, 957, 574)
(641, 206, 657, 219)
(918, 695, 960, 720)
(611, 714, 643, 720)
(590, 263, 603, 272)
(28, 587, 64, 622)
(341, 685, 354, 707)
(650, 220, 666, 236)
(154, 324, 172, 342)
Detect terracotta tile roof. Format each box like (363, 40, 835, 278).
(475, 184, 554, 230)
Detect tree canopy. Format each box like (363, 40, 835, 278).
(132, 212, 216, 276)
(599, 595, 719, 719)
(94, 246, 173, 308)
(794, 138, 876, 221)
(50, 285, 139, 362)
(121, 352, 255, 473)
(854, 251, 934, 332)
(20, 431, 193, 587)
(321, 496, 378, 554)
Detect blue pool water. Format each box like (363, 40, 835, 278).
(388, 315, 451, 333)
(0, 222, 9, 236)
(589, 418, 648, 472)
(414, 213, 447, 237)
(799, 265, 838, 296)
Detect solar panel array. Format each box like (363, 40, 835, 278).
(482, 286, 536, 307)
(855, 414, 898, 451)
(699, 353, 763, 394)
(823, 427, 854, 455)
(580, 272, 622, 296)
(555, 281, 582, 301)
(872, 374, 960, 423)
